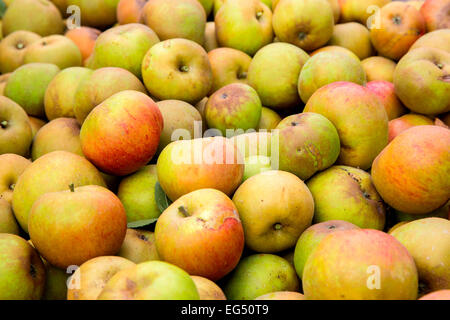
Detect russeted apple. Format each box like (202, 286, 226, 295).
(155, 188, 245, 281)
(0, 199, 20, 235)
(388, 113, 434, 142)
(191, 276, 227, 300)
(0, 31, 41, 74)
(329, 22, 375, 60)
(0, 153, 31, 204)
(118, 229, 160, 264)
(361, 56, 397, 82)
(66, 0, 120, 28)
(339, 0, 391, 25)
(80, 90, 163, 176)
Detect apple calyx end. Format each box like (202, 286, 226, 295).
(0, 120, 8, 129)
(69, 184, 75, 193)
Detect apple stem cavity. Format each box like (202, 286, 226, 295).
(298, 32, 307, 41)
(0, 121, 8, 129)
(69, 184, 75, 192)
(393, 15, 402, 25)
(178, 206, 189, 217)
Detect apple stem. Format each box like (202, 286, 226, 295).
(9, 184, 15, 191)
(69, 184, 75, 192)
(0, 120, 8, 129)
(178, 206, 189, 217)
(274, 223, 282, 231)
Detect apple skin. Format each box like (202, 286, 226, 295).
(304, 82, 388, 170)
(393, 47, 450, 115)
(303, 229, 418, 300)
(273, 0, 334, 52)
(275, 112, 341, 180)
(338, 0, 391, 25)
(23, 35, 82, 69)
(258, 107, 281, 130)
(247, 42, 309, 109)
(66, 0, 120, 28)
(2, 0, 64, 37)
(0, 153, 31, 204)
(141, 0, 206, 45)
(12, 151, 106, 233)
(394, 202, 449, 223)
(208, 47, 252, 95)
(371, 126, 450, 214)
(243, 155, 272, 181)
(361, 56, 397, 82)
(204, 22, 218, 52)
(156, 136, 244, 201)
(191, 276, 227, 300)
(28, 117, 46, 138)
(293, 220, 359, 279)
(73, 67, 147, 124)
(420, 0, 450, 32)
(409, 29, 450, 52)
(366, 81, 407, 121)
(391, 218, 450, 293)
(0, 31, 41, 74)
(87, 23, 160, 78)
(117, 165, 161, 223)
(306, 166, 386, 230)
(298, 51, 366, 103)
(370, 2, 426, 61)
(155, 188, 244, 281)
(97, 261, 200, 300)
(419, 290, 450, 300)
(42, 262, 69, 301)
(0, 198, 20, 235)
(80, 90, 163, 176)
(388, 113, 434, 142)
(0, 233, 46, 300)
(311, 45, 360, 62)
(205, 83, 262, 136)
(329, 23, 374, 60)
(67, 256, 135, 300)
(118, 229, 160, 264)
(44, 67, 93, 120)
(0, 96, 33, 156)
(116, 0, 147, 25)
(4, 63, 60, 118)
(29, 185, 127, 269)
(224, 254, 299, 300)
(142, 38, 213, 105)
(65, 27, 101, 63)
(31, 118, 83, 160)
(0, 74, 10, 96)
(232, 170, 314, 253)
(255, 291, 305, 300)
(215, 0, 273, 56)
(231, 131, 272, 159)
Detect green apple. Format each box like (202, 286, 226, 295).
(118, 229, 160, 264)
(0, 153, 31, 203)
(42, 262, 69, 300)
(243, 155, 272, 181)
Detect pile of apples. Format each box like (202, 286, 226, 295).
(0, 0, 449, 301)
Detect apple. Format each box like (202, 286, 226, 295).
(41, 262, 69, 300)
(409, 29, 450, 53)
(4, 63, 60, 118)
(394, 201, 449, 223)
(0, 31, 41, 73)
(311, 45, 361, 61)
(142, 38, 212, 104)
(273, 0, 334, 51)
(258, 107, 281, 130)
(29, 185, 127, 269)
(28, 117, 46, 138)
(215, 0, 273, 56)
(118, 229, 160, 264)
(329, 23, 375, 60)
(0, 198, 20, 234)
(420, 0, 450, 32)
(255, 291, 305, 300)
(298, 51, 366, 103)
(303, 229, 418, 300)
(391, 218, 450, 293)
(117, 165, 160, 223)
(205, 83, 262, 136)
(156, 136, 244, 201)
(0, 233, 46, 300)
(97, 261, 200, 300)
(243, 155, 272, 181)
(361, 56, 397, 82)
(73, 67, 147, 124)
(208, 47, 252, 95)
(141, 0, 206, 45)
(2, 0, 64, 37)
(304, 82, 388, 170)
(50, 0, 67, 16)
(388, 113, 434, 142)
(366, 80, 407, 120)
(64, 27, 101, 64)
(394, 47, 450, 115)
(80, 90, 163, 176)
(155, 188, 244, 280)
(307, 165, 386, 230)
(0, 96, 33, 156)
(86, 23, 160, 78)
(233, 170, 314, 253)
(0, 153, 31, 203)
(67, 256, 135, 300)
(66, 0, 120, 28)
(275, 112, 340, 180)
(117, 0, 147, 25)
(12, 151, 106, 232)
(0, 73, 10, 96)
(204, 22, 218, 52)
(372, 126, 450, 214)
(370, 2, 425, 61)
(338, 0, 391, 25)
(224, 254, 299, 300)
(419, 290, 450, 300)
(31, 118, 83, 160)
(247, 42, 310, 109)
(156, 100, 203, 153)
(231, 131, 272, 159)
(44, 67, 93, 120)
(293, 220, 359, 279)
(191, 276, 226, 300)
(408, 0, 425, 11)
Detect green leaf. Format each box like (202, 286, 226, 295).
(127, 218, 158, 229)
(0, 0, 6, 19)
(155, 181, 172, 213)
